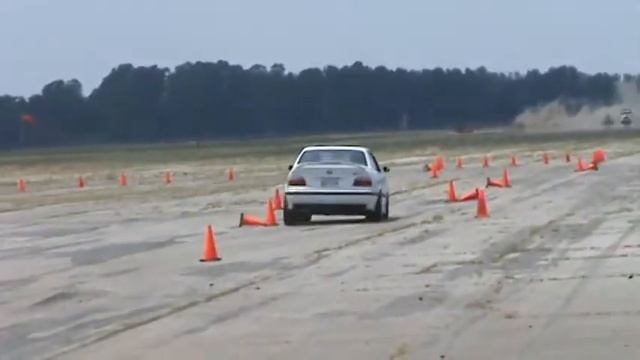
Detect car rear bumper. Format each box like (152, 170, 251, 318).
(285, 191, 378, 215)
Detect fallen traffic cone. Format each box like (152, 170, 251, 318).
(199, 225, 221, 262)
(475, 189, 489, 219)
(510, 155, 518, 167)
(17, 179, 27, 192)
(119, 172, 128, 186)
(483, 154, 490, 168)
(77, 176, 85, 189)
(542, 152, 550, 165)
(565, 152, 571, 163)
(486, 177, 506, 188)
(446, 180, 458, 202)
(239, 213, 269, 227)
(239, 199, 279, 227)
(273, 188, 283, 210)
(164, 170, 173, 185)
(265, 199, 278, 226)
(456, 156, 463, 169)
(502, 168, 512, 187)
(575, 157, 597, 172)
(227, 167, 236, 182)
(459, 188, 479, 202)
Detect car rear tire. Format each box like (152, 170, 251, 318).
(283, 197, 297, 226)
(283, 197, 311, 226)
(366, 195, 384, 222)
(383, 195, 390, 220)
(283, 208, 298, 226)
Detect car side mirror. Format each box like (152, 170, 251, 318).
(383, 166, 390, 173)
(288, 165, 293, 171)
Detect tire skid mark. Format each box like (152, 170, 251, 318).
(539, 252, 640, 263)
(413, 243, 640, 258)
(517, 220, 640, 357)
(545, 222, 640, 319)
(502, 309, 640, 319)
(526, 272, 639, 283)
(435, 175, 624, 353)
(391, 177, 458, 197)
(44, 275, 272, 360)
(48, 210, 430, 359)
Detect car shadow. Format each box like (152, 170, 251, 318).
(297, 216, 401, 227)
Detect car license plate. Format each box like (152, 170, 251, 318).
(321, 177, 339, 187)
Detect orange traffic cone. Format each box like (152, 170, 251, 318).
(510, 155, 518, 167)
(164, 170, 173, 185)
(565, 152, 571, 163)
(265, 199, 278, 226)
(273, 188, 283, 210)
(436, 155, 445, 171)
(431, 165, 439, 179)
(239, 213, 268, 227)
(456, 156, 463, 169)
(199, 225, 221, 262)
(447, 180, 458, 202)
(475, 189, 489, 219)
(227, 167, 236, 182)
(542, 152, 550, 165)
(77, 176, 85, 189)
(483, 154, 490, 168)
(592, 148, 606, 165)
(486, 177, 505, 188)
(119, 172, 128, 186)
(502, 168, 512, 187)
(17, 179, 27, 192)
(459, 188, 479, 202)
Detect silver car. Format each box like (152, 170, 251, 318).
(621, 108, 633, 126)
(284, 145, 390, 225)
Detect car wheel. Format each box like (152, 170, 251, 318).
(283, 197, 297, 226)
(283, 197, 311, 226)
(383, 195, 390, 220)
(284, 208, 299, 226)
(366, 194, 384, 222)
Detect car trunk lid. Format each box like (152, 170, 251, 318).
(292, 163, 369, 190)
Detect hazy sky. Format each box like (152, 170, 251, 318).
(1, 0, 638, 96)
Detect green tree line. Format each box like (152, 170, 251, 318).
(0, 61, 620, 148)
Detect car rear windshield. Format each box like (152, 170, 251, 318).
(298, 149, 367, 166)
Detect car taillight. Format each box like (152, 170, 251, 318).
(288, 176, 306, 186)
(353, 176, 372, 187)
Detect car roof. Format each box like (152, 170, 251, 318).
(300, 145, 370, 152)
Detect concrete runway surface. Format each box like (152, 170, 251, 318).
(2, 147, 640, 359)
